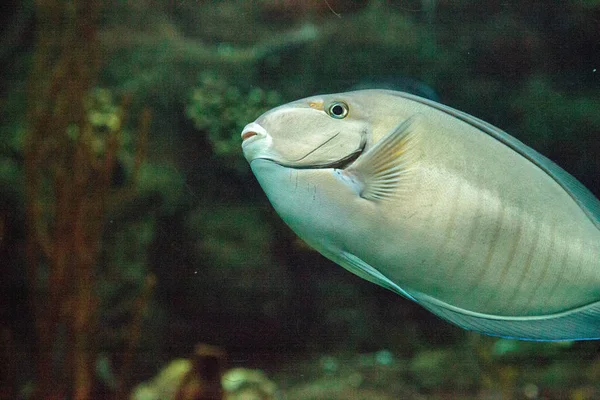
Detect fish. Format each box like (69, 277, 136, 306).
(240, 89, 600, 341)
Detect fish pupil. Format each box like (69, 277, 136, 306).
(332, 105, 344, 116)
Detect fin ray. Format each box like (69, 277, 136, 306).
(336, 114, 422, 201)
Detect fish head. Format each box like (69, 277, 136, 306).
(241, 91, 398, 168)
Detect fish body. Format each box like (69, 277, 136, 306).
(241, 90, 600, 341)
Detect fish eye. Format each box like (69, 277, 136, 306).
(327, 101, 348, 119)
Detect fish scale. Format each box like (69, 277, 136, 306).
(242, 89, 600, 340)
(456, 169, 588, 315)
(409, 110, 600, 316)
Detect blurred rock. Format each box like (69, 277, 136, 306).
(131, 344, 227, 400)
(222, 368, 278, 400)
(409, 348, 480, 392)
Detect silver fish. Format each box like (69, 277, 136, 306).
(241, 89, 600, 341)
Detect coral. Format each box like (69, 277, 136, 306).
(185, 74, 282, 173)
(222, 368, 278, 400)
(23, 1, 153, 399)
(130, 345, 281, 400)
(24, 1, 105, 397)
(131, 344, 228, 400)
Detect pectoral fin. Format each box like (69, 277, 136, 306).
(334, 114, 422, 201)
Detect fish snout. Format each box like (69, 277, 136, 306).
(241, 122, 274, 162)
(241, 123, 268, 147)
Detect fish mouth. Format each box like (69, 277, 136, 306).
(270, 137, 365, 170)
(285, 147, 363, 169)
(241, 123, 268, 147)
(243, 121, 366, 170)
(242, 131, 257, 140)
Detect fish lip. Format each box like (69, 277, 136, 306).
(258, 142, 365, 170)
(241, 122, 268, 148)
(241, 131, 257, 140)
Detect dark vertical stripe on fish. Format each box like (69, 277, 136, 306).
(467, 191, 505, 295)
(488, 201, 525, 309)
(565, 238, 585, 302)
(506, 215, 540, 313)
(448, 176, 482, 283)
(543, 235, 572, 310)
(523, 217, 557, 311)
(430, 178, 462, 270)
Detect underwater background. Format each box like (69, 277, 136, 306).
(1, 0, 600, 399)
